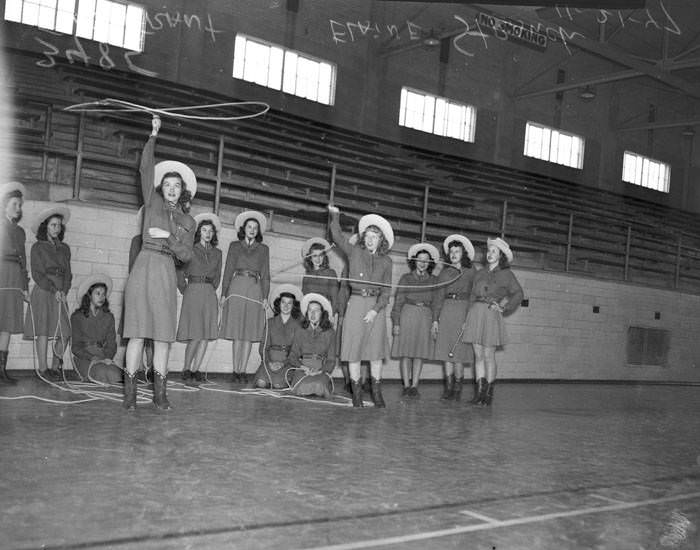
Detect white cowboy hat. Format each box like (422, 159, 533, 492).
(302, 237, 331, 258)
(234, 210, 267, 234)
(31, 204, 71, 235)
(358, 213, 394, 250)
(193, 212, 222, 235)
(270, 283, 303, 305)
(0, 181, 26, 198)
(76, 273, 113, 306)
(443, 234, 475, 261)
(301, 292, 333, 317)
(407, 242, 440, 263)
(487, 237, 514, 263)
(154, 160, 197, 198)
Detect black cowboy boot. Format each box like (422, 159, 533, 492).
(471, 377, 487, 405)
(482, 381, 495, 406)
(440, 374, 455, 400)
(153, 371, 171, 410)
(0, 351, 17, 384)
(371, 377, 386, 408)
(453, 377, 464, 401)
(122, 371, 137, 410)
(351, 380, 364, 408)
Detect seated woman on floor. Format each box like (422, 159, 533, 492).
(253, 284, 303, 389)
(287, 293, 336, 398)
(70, 274, 121, 384)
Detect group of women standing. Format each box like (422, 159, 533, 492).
(1, 116, 524, 412)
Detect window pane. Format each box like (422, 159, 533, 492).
(76, 0, 95, 38)
(622, 151, 670, 193)
(56, 0, 74, 32)
(4, 0, 23, 22)
(123, 4, 143, 51)
(524, 122, 583, 169)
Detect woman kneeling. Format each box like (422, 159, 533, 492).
(287, 293, 336, 398)
(71, 274, 121, 384)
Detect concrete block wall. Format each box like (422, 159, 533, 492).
(7, 200, 700, 383)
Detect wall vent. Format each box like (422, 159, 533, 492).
(627, 326, 670, 367)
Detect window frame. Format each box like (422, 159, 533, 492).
(233, 34, 337, 106)
(523, 121, 585, 170)
(622, 151, 671, 193)
(4, 0, 145, 51)
(398, 86, 477, 143)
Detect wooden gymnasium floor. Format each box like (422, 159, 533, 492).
(0, 376, 698, 550)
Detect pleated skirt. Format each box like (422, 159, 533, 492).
(123, 250, 177, 342)
(341, 295, 388, 362)
(434, 299, 473, 363)
(391, 304, 434, 360)
(462, 301, 507, 347)
(219, 275, 265, 341)
(177, 283, 219, 341)
(0, 261, 25, 333)
(24, 286, 70, 339)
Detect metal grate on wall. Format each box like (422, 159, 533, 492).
(627, 326, 670, 367)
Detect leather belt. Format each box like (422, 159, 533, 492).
(233, 269, 260, 280)
(302, 353, 326, 361)
(406, 299, 429, 307)
(46, 266, 66, 275)
(446, 293, 469, 300)
(142, 243, 173, 257)
(352, 288, 380, 297)
(188, 275, 214, 284)
(269, 344, 290, 352)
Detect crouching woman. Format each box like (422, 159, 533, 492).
(71, 274, 121, 384)
(287, 293, 336, 398)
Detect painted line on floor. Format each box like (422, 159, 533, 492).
(302, 490, 700, 550)
(589, 493, 628, 504)
(458, 509, 499, 523)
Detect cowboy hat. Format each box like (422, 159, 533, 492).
(234, 210, 267, 234)
(358, 213, 394, 250)
(443, 234, 475, 261)
(301, 292, 333, 317)
(154, 160, 197, 198)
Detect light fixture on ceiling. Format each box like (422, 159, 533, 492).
(579, 86, 596, 100)
(423, 30, 441, 47)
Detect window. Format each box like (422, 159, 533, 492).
(398, 87, 476, 143)
(233, 35, 336, 106)
(622, 151, 670, 193)
(4, 0, 75, 33)
(524, 122, 585, 169)
(4, 0, 145, 51)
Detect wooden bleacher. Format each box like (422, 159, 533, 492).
(6, 49, 700, 292)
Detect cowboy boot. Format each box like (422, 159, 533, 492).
(122, 371, 137, 410)
(440, 374, 455, 400)
(153, 371, 171, 410)
(482, 381, 495, 406)
(371, 377, 386, 408)
(471, 377, 487, 405)
(351, 380, 364, 408)
(453, 377, 464, 401)
(0, 351, 17, 384)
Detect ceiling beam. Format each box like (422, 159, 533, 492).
(516, 56, 700, 99)
(617, 120, 700, 132)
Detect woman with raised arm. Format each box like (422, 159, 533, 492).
(432, 234, 477, 401)
(462, 237, 524, 406)
(328, 205, 393, 408)
(0, 182, 29, 384)
(23, 204, 72, 380)
(391, 243, 439, 398)
(219, 210, 270, 383)
(122, 115, 197, 410)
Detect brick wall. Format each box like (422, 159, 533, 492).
(8, 200, 700, 383)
